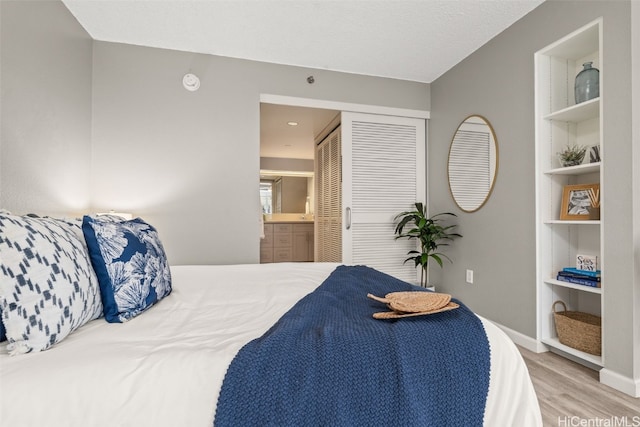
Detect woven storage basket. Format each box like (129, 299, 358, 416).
(552, 301, 601, 356)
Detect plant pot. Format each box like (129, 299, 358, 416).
(560, 158, 584, 167)
(559, 153, 586, 167)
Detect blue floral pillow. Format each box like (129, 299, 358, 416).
(82, 216, 172, 323)
(0, 213, 103, 354)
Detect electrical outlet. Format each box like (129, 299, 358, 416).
(466, 269, 474, 284)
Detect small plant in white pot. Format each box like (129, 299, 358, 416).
(558, 144, 587, 167)
(394, 202, 462, 288)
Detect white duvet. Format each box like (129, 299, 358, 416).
(0, 263, 542, 426)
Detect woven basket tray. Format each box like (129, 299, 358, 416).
(367, 292, 451, 313)
(552, 301, 601, 356)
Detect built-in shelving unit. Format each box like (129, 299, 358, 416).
(535, 19, 603, 366)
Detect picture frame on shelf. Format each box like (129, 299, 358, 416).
(590, 144, 601, 163)
(560, 183, 600, 220)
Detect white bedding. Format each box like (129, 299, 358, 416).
(0, 262, 542, 426)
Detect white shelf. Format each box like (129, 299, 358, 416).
(544, 220, 600, 225)
(544, 97, 599, 122)
(545, 278, 602, 294)
(542, 337, 603, 367)
(545, 162, 600, 175)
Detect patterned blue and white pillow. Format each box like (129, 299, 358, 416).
(82, 216, 172, 323)
(0, 213, 103, 355)
(0, 311, 6, 342)
(0, 210, 8, 342)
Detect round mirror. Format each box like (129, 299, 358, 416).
(447, 115, 499, 212)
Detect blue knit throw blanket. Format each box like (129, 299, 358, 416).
(214, 265, 490, 427)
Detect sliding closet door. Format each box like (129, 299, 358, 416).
(342, 112, 426, 283)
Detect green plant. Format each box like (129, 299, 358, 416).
(394, 202, 462, 287)
(558, 144, 587, 167)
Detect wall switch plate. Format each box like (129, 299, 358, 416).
(466, 269, 474, 284)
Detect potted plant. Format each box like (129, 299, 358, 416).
(558, 144, 587, 167)
(394, 202, 462, 288)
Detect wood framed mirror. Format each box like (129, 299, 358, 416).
(447, 115, 499, 212)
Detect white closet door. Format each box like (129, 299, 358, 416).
(342, 112, 426, 283)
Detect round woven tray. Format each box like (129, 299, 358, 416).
(367, 291, 451, 313)
(367, 291, 452, 313)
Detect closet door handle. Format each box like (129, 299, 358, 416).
(345, 207, 351, 230)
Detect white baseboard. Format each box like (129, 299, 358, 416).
(488, 320, 547, 353)
(600, 368, 640, 398)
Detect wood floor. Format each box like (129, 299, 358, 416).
(517, 346, 639, 426)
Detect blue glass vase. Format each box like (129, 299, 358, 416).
(575, 62, 599, 104)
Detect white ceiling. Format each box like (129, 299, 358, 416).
(62, 0, 544, 83)
(260, 104, 339, 160)
(61, 0, 545, 160)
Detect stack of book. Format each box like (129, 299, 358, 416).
(556, 268, 601, 288)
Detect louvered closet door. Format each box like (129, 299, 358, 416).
(342, 112, 426, 283)
(315, 127, 342, 262)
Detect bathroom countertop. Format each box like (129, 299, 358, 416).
(264, 219, 314, 224)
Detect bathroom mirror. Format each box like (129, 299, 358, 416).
(260, 170, 313, 214)
(447, 115, 499, 212)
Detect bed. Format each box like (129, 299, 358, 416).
(0, 213, 542, 426)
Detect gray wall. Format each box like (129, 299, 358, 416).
(430, 0, 636, 380)
(261, 157, 314, 173)
(0, 0, 93, 216)
(90, 41, 429, 265)
(632, 0, 640, 385)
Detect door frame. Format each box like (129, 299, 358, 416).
(260, 94, 430, 120)
(259, 94, 430, 270)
